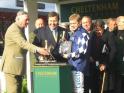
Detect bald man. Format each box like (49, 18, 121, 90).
(34, 18, 45, 34)
(35, 18, 45, 29)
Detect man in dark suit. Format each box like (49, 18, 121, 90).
(33, 11, 69, 62)
(0, 10, 49, 93)
(90, 19, 116, 93)
(114, 16, 124, 93)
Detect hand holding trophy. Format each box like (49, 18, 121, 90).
(38, 40, 49, 62)
(43, 40, 56, 62)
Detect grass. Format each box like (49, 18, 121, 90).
(3, 78, 27, 93)
(22, 78, 27, 93)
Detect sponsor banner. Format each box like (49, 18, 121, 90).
(60, 0, 124, 22)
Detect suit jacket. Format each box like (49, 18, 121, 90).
(0, 22, 38, 75)
(33, 26, 70, 62)
(115, 30, 124, 74)
(90, 30, 116, 72)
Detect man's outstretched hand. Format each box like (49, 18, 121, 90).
(38, 48, 49, 56)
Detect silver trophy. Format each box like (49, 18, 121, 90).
(59, 31, 72, 55)
(39, 40, 56, 63)
(59, 40, 72, 55)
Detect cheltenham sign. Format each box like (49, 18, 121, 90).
(60, 0, 124, 22)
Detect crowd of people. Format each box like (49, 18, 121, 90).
(0, 10, 124, 93)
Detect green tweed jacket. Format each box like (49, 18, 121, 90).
(0, 22, 38, 75)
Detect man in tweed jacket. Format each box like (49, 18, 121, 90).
(0, 10, 49, 93)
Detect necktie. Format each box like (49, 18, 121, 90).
(52, 30, 57, 42)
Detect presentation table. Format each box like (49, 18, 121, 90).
(32, 62, 73, 93)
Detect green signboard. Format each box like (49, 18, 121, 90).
(60, 0, 124, 22)
(33, 64, 73, 93)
